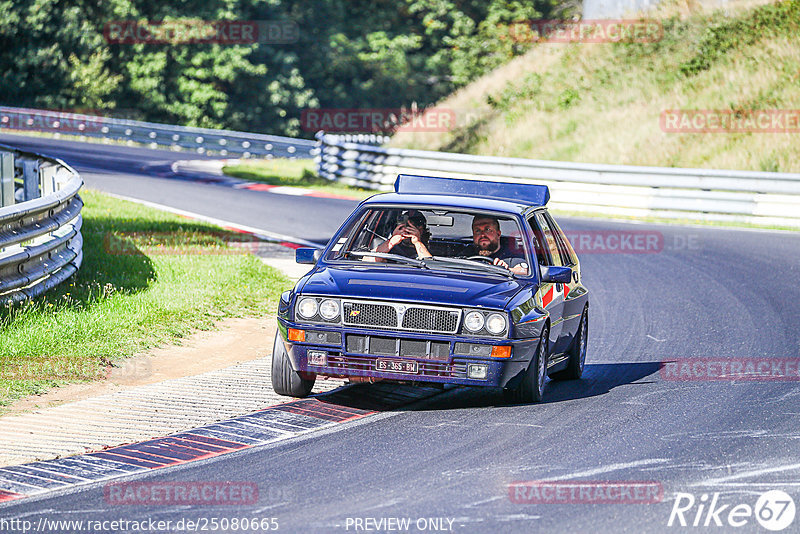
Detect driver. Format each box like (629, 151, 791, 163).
(466, 215, 529, 275)
(370, 210, 433, 260)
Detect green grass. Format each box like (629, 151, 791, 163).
(0, 189, 291, 409)
(223, 159, 375, 199)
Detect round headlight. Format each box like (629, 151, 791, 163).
(464, 311, 485, 332)
(486, 313, 507, 335)
(319, 299, 340, 320)
(297, 297, 318, 319)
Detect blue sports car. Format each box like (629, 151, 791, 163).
(272, 175, 589, 403)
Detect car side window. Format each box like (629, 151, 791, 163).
(543, 211, 576, 266)
(527, 214, 555, 267)
(533, 213, 563, 267)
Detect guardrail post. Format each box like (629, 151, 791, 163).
(0, 151, 14, 207)
(39, 164, 57, 197)
(21, 160, 40, 201)
(314, 130, 327, 181)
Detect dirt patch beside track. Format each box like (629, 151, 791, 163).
(4, 317, 276, 416)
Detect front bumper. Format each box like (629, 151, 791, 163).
(277, 319, 537, 388)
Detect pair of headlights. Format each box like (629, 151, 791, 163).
(297, 297, 340, 320)
(464, 311, 507, 335)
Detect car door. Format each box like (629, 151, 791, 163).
(543, 210, 583, 354)
(528, 212, 565, 358)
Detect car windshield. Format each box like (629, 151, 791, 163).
(327, 206, 531, 276)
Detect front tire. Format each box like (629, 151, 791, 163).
(504, 327, 548, 403)
(271, 332, 315, 397)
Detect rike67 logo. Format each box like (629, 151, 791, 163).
(668, 490, 796, 531)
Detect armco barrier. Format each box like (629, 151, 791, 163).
(315, 132, 800, 228)
(0, 144, 83, 303)
(0, 106, 316, 159)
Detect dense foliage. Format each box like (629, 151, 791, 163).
(0, 0, 565, 137)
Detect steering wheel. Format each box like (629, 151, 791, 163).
(466, 255, 496, 264)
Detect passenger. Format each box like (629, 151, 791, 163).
(369, 210, 433, 260)
(467, 215, 529, 275)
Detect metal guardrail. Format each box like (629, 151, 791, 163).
(0, 106, 316, 159)
(316, 132, 800, 228)
(0, 144, 83, 303)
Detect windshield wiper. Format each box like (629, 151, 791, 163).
(347, 251, 428, 268)
(423, 256, 515, 278)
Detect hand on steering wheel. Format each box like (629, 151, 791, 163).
(466, 255, 511, 270)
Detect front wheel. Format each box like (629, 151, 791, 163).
(504, 327, 548, 403)
(271, 332, 315, 397)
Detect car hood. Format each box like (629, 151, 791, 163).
(298, 264, 527, 310)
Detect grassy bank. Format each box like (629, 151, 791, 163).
(390, 0, 800, 173)
(223, 159, 374, 199)
(0, 190, 290, 409)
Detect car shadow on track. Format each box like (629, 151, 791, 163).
(540, 361, 662, 403)
(311, 362, 662, 412)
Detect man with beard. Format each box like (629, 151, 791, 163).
(466, 215, 529, 276)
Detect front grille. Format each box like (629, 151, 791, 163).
(341, 299, 461, 334)
(343, 301, 397, 328)
(429, 341, 450, 360)
(402, 307, 459, 333)
(346, 335, 450, 361)
(346, 334, 367, 353)
(399, 339, 426, 357)
(370, 336, 397, 356)
(328, 354, 467, 379)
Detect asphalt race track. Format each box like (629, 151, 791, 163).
(2, 133, 800, 533)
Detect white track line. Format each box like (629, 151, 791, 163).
(100, 192, 321, 248)
(554, 458, 670, 480)
(691, 462, 800, 487)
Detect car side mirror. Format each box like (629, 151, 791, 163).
(296, 247, 322, 264)
(541, 265, 572, 283)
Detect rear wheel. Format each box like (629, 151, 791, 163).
(550, 307, 588, 381)
(504, 327, 548, 403)
(271, 332, 315, 397)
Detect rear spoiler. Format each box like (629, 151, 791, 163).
(394, 174, 550, 206)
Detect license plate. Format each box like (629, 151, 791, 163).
(376, 359, 419, 374)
